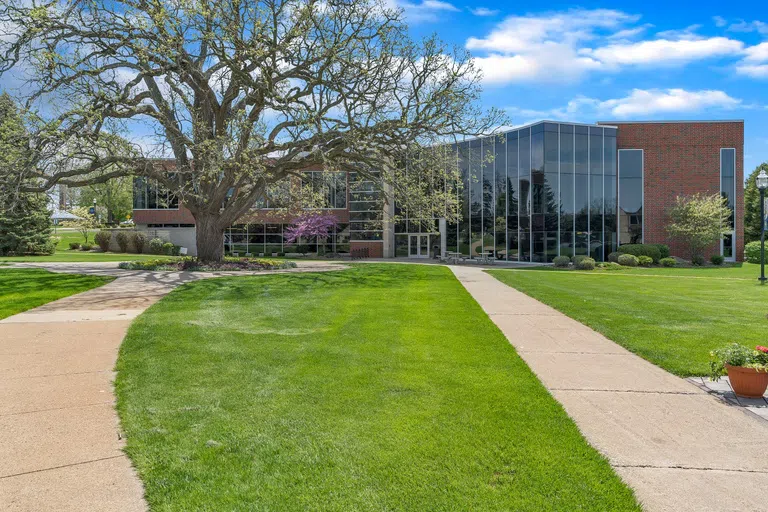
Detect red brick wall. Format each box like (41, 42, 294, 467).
(605, 121, 744, 261)
(133, 206, 196, 224)
(350, 241, 383, 258)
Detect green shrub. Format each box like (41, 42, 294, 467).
(115, 231, 130, 252)
(607, 251, 620, 263)
(80, 243, 92, 251)
(618, 244, 661, 263)
(94, 230, 112, 252)
(617, 254, 639, 267)
(598, 262, 623, 270)
(148, 237, 165, 255)
(553, 255, 570, 268)
(69, 242, 80, 250)
(691, 255, 705, 266)
(745, 241, 762, 264)
(637, 255, 653, 267)
(648, 244, 670, 259)
(572, 255, 589, 265)
(132, 232, 147, 254)
(575, 257, 595, 270)
(710, 254, 724, 265)
(660, 257, 676, 267)
(162, 242, 175, 255)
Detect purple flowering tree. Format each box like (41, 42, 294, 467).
(284, 213, 339, 245)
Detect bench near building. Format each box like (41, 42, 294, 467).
(133, 120, 744, 262)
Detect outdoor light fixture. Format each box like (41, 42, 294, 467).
(756, 170, 768, 284)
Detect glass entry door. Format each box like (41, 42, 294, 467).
(409, 234, 429, 258)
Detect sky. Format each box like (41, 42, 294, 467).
(1, 1, 766, 174)
(396, 0, 768, 174)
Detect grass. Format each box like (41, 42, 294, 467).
(0, 268, 112, 320)
(488, 263, 768, 377)
(115, 264, 639, 511)
(0, 228, 176, 262)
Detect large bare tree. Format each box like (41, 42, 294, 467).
(0, 0, 504, 260)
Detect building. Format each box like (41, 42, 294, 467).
(133, 119, 744, 261)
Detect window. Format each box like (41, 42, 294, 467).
(618, 149, 643, 245)
(132, 178, 179, 209)
(303, 171, 347, 209)
(721, 148, 736, 260)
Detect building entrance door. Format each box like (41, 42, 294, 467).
(409, 234, 429, 258)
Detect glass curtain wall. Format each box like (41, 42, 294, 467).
(443, 121, 618, 263)
(225, 223, 350, 255)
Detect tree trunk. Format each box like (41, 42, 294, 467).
(194, 213, 225, 262)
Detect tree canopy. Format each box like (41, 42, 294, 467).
(744, 162, 768, 244)
(666, 193, 732, 262)
(0, 0, 505, 260)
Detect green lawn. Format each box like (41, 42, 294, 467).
(0, 252, 174, 262)
(115, 264, 639, 511)
(0, 268, 112, 320)
(0, 229, 176, 262)
(488, 263, 768, 377)
(53, 228, 99, 250)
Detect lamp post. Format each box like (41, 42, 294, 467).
(756, 170, 768, 283)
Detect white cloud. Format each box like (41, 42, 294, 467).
(743, 42, 768, 62)
(602, 88, 741, 116)
(466, 9, 636, 83)
(735, 64, 768, 78)
(393, 0, 459, 22)
(465, 9, 746, 85)
(735, 42, 768, 78)
(713, 16, 728, 28)
(726, 19, 768, 35)
(506, 88, 742, 120)
(584, 37, 744, 67)
(469, 7, 499, 17)
(607, 25, 653, 41)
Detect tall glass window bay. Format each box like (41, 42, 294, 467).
(618, 149, 643, 245)
(428, 122, 615, 263)
(720, 148, 736, 260)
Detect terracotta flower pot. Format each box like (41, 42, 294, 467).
(725, 364, 768, 398)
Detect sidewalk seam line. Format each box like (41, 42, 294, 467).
(0, 455, 127, 480)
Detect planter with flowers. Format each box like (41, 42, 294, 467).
(709, 344, 768, 398)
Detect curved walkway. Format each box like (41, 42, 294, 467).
(0, 261, 345, 512)
(452, 265, 768, 512)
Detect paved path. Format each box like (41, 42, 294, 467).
(451, 265, 768, 512)
(0, 261, 344, 512)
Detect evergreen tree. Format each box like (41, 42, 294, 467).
(0, 191, 55, 255)
(744, 162, 768, 244)
(0, 92, 54, 255)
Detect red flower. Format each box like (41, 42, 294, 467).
(756, 346, 768, 354)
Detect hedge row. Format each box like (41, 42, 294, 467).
(616, 243, 669, 263)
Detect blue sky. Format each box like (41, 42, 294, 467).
(1, 1, 765, 174)
(398, 0, 767, 173)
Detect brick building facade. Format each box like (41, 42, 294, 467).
(602, 120, 744, 261)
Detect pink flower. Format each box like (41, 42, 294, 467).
(756, 346, 768, 354)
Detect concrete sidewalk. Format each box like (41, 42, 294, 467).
(0, 261, 344, 511)
(452, 266, 768, 512)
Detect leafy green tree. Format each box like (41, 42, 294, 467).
(76, 177, 133, 224)
(67, 207, 102, 245)
(666, 193, 732, 262)
(744, 163, 768, 244)
(0, 0, 504, 261)
(0, 92, 54, 255)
